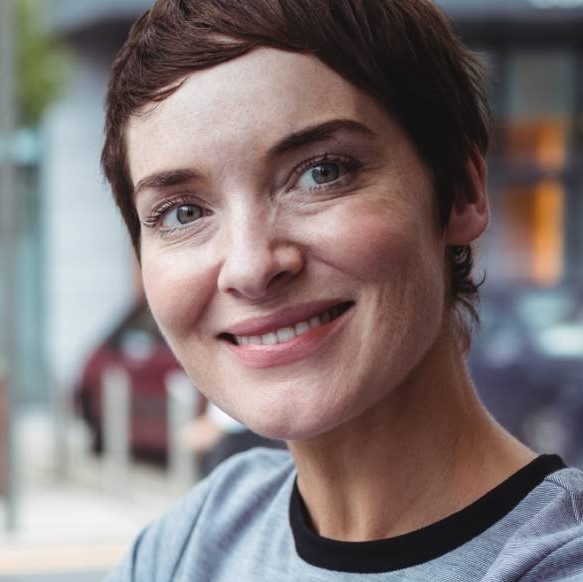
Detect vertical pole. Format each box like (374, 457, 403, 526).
(102, 366, 131, 493)
(0, 0, 19, 531)
(565, 50, 583, 285)
(166, 371, 198, 491)
(53, 382, 70, 480)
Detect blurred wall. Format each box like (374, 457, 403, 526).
(43, 2, 153, 390)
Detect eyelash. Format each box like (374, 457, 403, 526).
(289, 153, 362, 192)
(141, 194, 207, 236)
(140, 153, 363, 237)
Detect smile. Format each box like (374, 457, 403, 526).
(227, 303, 352, 346)
(219, 301, 354, 368)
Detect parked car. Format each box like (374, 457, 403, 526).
(469, 284, 583, 465)
(75, 301, 186, 461)
(76, 302, 282, 470)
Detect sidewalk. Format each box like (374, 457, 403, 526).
(0, 410, 190, 579)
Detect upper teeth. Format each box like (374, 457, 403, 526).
(234, 306, 342, 346)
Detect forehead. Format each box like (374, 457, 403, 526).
(125, 48, 395, 183)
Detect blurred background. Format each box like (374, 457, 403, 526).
(1, 0, 583, 579)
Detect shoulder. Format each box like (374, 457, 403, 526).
(105, 447, 294, 582)
(520, 467, 583, 540)
(486, 467, 583, 581)
(198, 447, 295, 522)
(544, 467, 583, 520)
(205, 446, 295, 493)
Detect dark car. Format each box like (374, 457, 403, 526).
(469, 284, 583, 465)
(75, 301, 186, 460)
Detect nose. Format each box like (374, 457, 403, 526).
(217, 216, 304, 300)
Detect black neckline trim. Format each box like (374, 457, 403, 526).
(289, 454, 566, 573)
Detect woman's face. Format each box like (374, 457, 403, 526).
(126, 48, 449, 441)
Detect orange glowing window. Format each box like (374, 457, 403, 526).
(500, 182, 564, 285)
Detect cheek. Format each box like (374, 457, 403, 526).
(311, 195, 446, 361)
(141, 245, 213, 340)
(310, 196, 440, 284)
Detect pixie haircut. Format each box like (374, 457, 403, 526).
(102, 0, 490, 342)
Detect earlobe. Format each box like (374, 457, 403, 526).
(445, 152, 489, 246)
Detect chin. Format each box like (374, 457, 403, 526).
(230, 412, 311, 442)
(238, 398, 359, 443)
(251, 422, 325, 442)
(250, 423, 330, 443)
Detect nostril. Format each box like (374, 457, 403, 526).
(217, 243, 304, 299)
(271, 271, 289, 284)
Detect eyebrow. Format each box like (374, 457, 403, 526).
(132, 119, 377, 199)
(268, 118, 378, 157)
(133, 168, 202, 200)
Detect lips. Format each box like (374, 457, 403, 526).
(218, 301, 355, 368)
(220, 302, 353, 346)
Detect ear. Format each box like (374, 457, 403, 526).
(445, 151, 489, 246)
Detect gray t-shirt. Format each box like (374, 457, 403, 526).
(105, 449, 583, 581)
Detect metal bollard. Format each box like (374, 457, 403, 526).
(166, 371, 198, 491)
(0, 357, 7, 497)
(102, 366, 131, 493)
(53, 382, 70, 481)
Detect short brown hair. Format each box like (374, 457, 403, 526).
(102, 0, 490, 342)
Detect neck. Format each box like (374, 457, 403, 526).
(287, 326, 535, 542)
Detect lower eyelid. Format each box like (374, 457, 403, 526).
(155, 218, 209, 241)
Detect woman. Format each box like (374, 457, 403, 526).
(103, 0, 583, 580)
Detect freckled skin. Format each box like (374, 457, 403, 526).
(127, 49, 453, 441)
